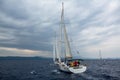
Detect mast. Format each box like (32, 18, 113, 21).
(61, 2, 72, 60)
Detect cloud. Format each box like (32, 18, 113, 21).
(83, 35, 120, 58)
(0, 47, 52, 58)
(72, 24, 120, 58)
(0, 0, 120, 58)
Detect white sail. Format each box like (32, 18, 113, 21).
(53, 34, 61, 63)
(56, 40, 61, 62)
(53, 40, 56, 63)
(61, 2, 72, 59)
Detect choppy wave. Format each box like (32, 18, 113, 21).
(0, 59, 120, 80)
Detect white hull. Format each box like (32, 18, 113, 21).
(69, 65, 87, 74)
(58, 62, 87, 74)
(58, 63, 70, 72)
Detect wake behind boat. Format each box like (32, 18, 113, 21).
(53, 2, 87, 74)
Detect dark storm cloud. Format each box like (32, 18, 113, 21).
(0, 0, 29, 20)
(0, 0, 56, 52)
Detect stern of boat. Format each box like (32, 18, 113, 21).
(69, 65, 87, 74)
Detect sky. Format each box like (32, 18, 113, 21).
(0, 0, 120, 58)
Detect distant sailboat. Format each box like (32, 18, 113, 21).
(99, 50, 102, 60)
(98, 49, 106, 65)
(53, 2, 87, 74)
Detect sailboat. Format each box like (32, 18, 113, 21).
(53, 2, 87, 74)
(99, 49, 102, 60)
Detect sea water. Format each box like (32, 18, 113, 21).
(0, 58, 120, 80)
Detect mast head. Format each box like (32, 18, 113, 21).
(62, 2, 64, 5)
(62, 2, 64, 9)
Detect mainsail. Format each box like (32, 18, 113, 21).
(61, 2, 72, 59)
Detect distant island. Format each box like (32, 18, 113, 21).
(0, 56, 119, 60)
(0, 56, 51, 60)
